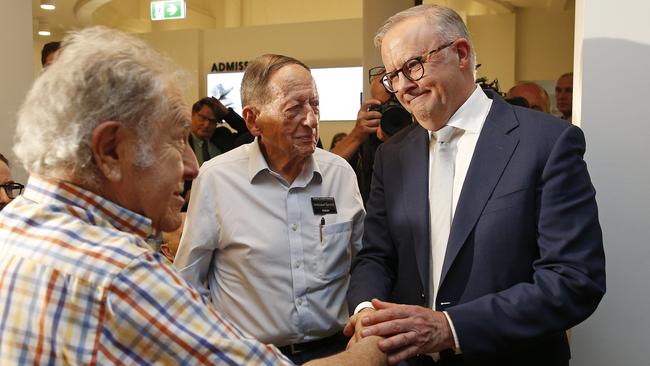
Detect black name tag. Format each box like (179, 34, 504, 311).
(311, 197, 337, 215)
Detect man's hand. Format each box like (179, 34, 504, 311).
(330, 99, 382, 160)
(359, 299, 455, 365)
(353, 99, 383, 138)
(343, 307, 375, 348)
(305, 335, 387, 366)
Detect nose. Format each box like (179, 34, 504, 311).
(395, 73, 417, 94)
(303, 109, 318, 129)
(182, 144, 199, 181)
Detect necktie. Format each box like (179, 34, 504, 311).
(201, 139, 210, 164)
(429, 125, 457, 308)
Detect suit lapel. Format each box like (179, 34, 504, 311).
(440, 95, 520, 285)
(399, 125, 431, 299)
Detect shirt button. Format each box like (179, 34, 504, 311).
(291, 224, 298, 231)
(296, 298, 303, 305)
(294, 260, 301, 269)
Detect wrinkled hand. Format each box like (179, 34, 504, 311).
(343, 307, 375, 349)
(359, 299, 454, 365)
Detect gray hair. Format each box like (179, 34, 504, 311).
(240, 54, 310, 107)
(374, 4, 476, 72)
(14, 26, 188, 186)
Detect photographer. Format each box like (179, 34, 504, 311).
(332, 66, 412, 204)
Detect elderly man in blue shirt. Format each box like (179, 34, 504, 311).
(175, 53, 366, 364)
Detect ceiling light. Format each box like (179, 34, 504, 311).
(37, 20, 51, 36)
(40, 0, 56, 11)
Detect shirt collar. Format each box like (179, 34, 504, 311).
(22, 176, 154, 240)
(190, 132, 206, 145)
(247, 137, 322, 187)
(430, 85, 491, 139)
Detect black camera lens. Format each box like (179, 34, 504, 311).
(369, 96, 411, 136)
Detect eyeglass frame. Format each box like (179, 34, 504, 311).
(1, 181, 24, 199)
(381, 40, 456, 93)
(368, 66, 386, 85)
(197, 112, 220, 125)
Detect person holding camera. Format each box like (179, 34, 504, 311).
(331, 67, 412, 204)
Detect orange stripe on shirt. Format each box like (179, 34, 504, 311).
(34, 271, 60, 364)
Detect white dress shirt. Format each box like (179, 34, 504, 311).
(430, 85, 492, 301)
(175, 139, 365, 346)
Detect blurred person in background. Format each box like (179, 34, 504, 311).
(0, 153, 23, 211)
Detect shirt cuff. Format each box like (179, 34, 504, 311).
(443, 311, 462, 353)
(353, 301, 375, 315)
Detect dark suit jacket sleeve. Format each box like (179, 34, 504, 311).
(446, 125, 605, 355)
(212, 108, 249, 153)
(223, 108, 248, 136)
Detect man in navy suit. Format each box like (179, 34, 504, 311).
(345, 5, 605, 365)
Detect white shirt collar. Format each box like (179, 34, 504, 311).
(429, 85, 492, 139)
(247, 137, 321, 186)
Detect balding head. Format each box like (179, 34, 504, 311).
(507, 82, 550, 113)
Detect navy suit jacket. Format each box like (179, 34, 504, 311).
(347, 90, 605, 365)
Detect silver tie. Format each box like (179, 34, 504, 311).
(429, 125, 457, 308)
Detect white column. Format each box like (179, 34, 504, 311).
(0, 1, 33, 183)
(570, 1, 650, 365)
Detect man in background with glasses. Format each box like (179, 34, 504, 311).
(346, 4, 605, 365)
(184, 96, 250, 209)
(189, 96, 248, 166)
(0, 153, 23, 211)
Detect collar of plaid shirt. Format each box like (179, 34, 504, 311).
(23, 176, 155, 240)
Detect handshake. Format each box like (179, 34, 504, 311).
(343, 299, 456, 365)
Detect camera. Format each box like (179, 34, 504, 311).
(369, 94, 412, 136)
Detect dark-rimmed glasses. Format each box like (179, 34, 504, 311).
(197, 113, 219, 124)
(381, 41, 455, 93)
(368, 66, 386, 84)
(1, 182, 24, 199)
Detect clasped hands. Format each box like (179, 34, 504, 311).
(343, 298, 455, 365)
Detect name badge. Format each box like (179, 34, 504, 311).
(311, 197, 337, 215)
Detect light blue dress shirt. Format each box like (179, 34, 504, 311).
(174, 139, 365, 346)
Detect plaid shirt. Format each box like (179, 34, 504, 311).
(0, 177, 293, 365)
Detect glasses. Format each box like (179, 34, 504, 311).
(381, 41, 456, 93)
(198, 113, 219, 124)
(1, 182, 24, 199)
(368, 66, 386, 84)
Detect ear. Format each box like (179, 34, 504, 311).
(454, 38, 472, 71)
(91, 121, 125, 182)
(160, 243, 174, 262)
(242, 105, 262, 137)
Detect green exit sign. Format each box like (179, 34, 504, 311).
(151, 0, 186, 21)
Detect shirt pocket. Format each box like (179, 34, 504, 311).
(317, 220, 353, 281)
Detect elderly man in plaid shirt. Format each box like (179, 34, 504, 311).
(0, 26, 385, 366)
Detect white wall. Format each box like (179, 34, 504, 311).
(570, 1, 650, 365)
(0, 1, 33, 183)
